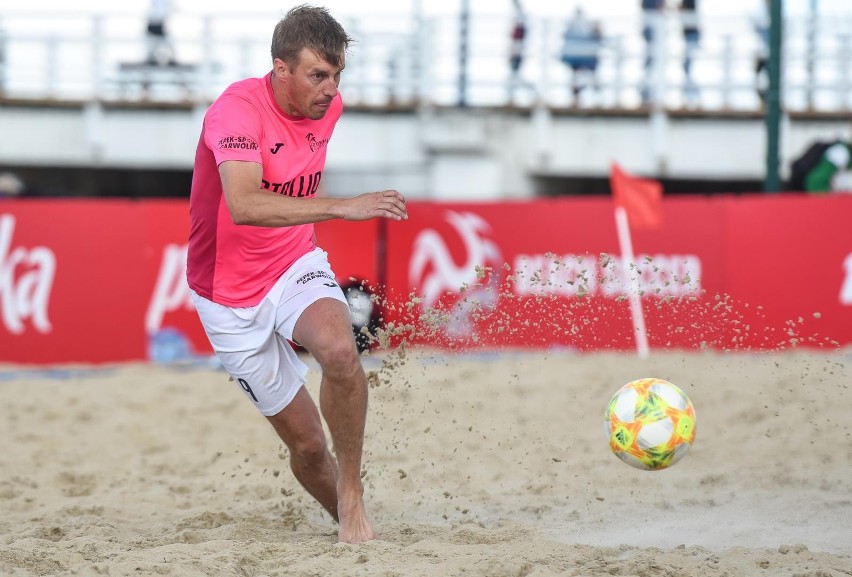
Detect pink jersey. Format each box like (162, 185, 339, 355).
(187, 72, 342, 307)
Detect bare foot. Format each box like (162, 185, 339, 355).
(337, 493, 379, 544)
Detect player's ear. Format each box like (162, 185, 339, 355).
(272, 58, 289, 80)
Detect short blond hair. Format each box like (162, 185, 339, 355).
(271, 5, 352, 69)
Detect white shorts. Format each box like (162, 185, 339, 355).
(190, 248, 348, 416)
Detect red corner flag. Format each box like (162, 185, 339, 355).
(610, 163, 664, 230)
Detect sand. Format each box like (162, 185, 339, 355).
(1, 348, 851, 576)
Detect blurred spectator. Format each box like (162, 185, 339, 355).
(560, 7, 603, 102)
(803, 141, 852, 194)
(0, 172, 25, 198)
(680, 0, 700, 105)
(753, 0, 770, 106)
(146, 0, 176, 66)
(507, 0, 528, 102)
(641, 0, 665, 104)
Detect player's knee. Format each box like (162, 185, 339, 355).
(314, 339, 361, 380)
(291, 433, 329, 466)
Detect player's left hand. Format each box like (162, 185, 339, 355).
(342, 190, 408, 221)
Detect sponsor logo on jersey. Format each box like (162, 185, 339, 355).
(261, 171, 322, 197)
(217, 136, 259, 150)
(305, 132, 330, 152)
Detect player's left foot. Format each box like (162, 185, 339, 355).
(337, 490, 378, 543)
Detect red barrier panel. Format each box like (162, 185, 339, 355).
(141, 200, 209, 357)
(0, 195, 849, 364)
(722, 195, 851, 348)
(380, 195, 852, 352)
(0, 200, 379, 363)
(0, 200, 149, 363)
(315, 219, 382, 289)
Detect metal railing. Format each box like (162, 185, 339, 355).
(0, 9, 849, 113)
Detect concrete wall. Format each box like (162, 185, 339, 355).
(1, 103, 849, 199)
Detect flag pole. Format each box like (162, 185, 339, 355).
(613, 205, 650, 359)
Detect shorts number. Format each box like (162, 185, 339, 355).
(237, 378, 259, 403)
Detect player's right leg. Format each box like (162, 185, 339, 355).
(189, 289, 340, 521)
(265, 388, 340, 521)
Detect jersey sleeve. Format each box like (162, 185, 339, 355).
(204, 93, 264, 166)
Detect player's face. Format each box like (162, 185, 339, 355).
(276, 48, 344, 120)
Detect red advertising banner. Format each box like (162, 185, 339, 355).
(380, 196, 852, 352)
(0, 195, 849, 364)
(0, 200, 379, 364)
(723, 195, 851, 350)
(315, 219, 382, 290)
(0, 200, 149, 364)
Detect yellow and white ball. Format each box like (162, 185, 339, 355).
(604, 378, 696, 471)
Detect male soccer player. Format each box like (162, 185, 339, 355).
(186, 5, 407, 543)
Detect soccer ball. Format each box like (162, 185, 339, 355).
(604, 378, 696, 471)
